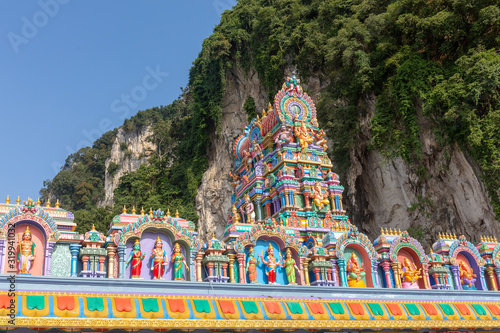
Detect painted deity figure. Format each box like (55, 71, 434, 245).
(294, 121, 313, 150)
(275, 125, 292, 149)
(400, 258, 422, 288)
(284, 248, 299, 285)
(171, 243, 189, 280)
(315, 129, 328, 151)
(261, 244, 282, 284)
(246, 246, 260, 283)
(150, 236, 167, 280)
(346, 253, 366, 287)
(242, 193, 255, 224)
(252, 139, 264, 160)
(459, 261, 477, 289)
(17, 226, 36, 274)
(229, 171, 241, 188)
(313, 182, 330, 211)
(126, 239, 145, 278)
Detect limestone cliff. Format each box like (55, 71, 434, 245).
(100, 126, 155, 207)
(196, 69, 498, 247)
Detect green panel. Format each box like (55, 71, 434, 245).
(471, 304, 486, 316)
(405, 304, 421, 316)
(287, 302, 303, 314)
(241, 300, 259, 314)
(50, 244, 71, 277)
(327, 302, 345, 315)
(368, 303, 384, 316)
(26, 295, 45, 310)
(193, 299, 211, 313)
(439, 304, 455, 316)
(142, 298, 159, 312)
(86, 297, 104, 312)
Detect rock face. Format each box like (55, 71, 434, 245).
(100, 126, 155, 207)
(196, 69, 498, 245)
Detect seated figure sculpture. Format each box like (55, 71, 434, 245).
(313, 182, 330, 211)
(346, 253, 366, 287)
(294, 121, 313, 150)
(400, 258, 422, 289)
(459, 261, 477, 290)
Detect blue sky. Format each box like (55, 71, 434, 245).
(0, 0, 236, 202)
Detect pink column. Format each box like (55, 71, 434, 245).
(381, 261, 393, 288)
(299, 257, 306, 285)
(237, 253, 246, 283)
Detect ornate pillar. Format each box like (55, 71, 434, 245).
(372, 261, 380, 288)
(450, 265, 461, 290)
(228, 254, 235, 283)
(188, 251, 196, 282)
(106, 246, 116, 278)
(423, 264, 431, 289)
(69, 244, 81, 277)
(485, 266, 498, 291)
(337, 259, 347, 287)
(330, 259, 338, 286)
(117, 246, 126, 279)
(391, 262, 402, 288)
(380, 261, 393, 288)
(265, 203, 272, 218)
(98, 256, 106, 273)
(44, 241, 56, 276)
(494, 267, 500, 289)
(222, 263, 228, 278)
(255, 199, 262, 221)
(288, 191, 294, 207)
(236, 253, 246, 283)
(195, 251, 204, 282)
(303, 192, 310, 210)
(0, 239, 6, 273)
(303, 258, 310, 286)
(479, 266, 486, 290)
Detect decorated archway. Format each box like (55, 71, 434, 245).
(449, 235, 486, 290)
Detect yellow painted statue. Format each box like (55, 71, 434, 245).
(17, 226, 36, 274)
(294, 121, 313, 150)
(313, 182, 330, 211)
(346, 253, 366, 287)
(399, 258, 422, 288)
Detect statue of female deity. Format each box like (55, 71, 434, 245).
(17, 226, 36, 274)
(399, 258, 422, 288)
(171, 243, 189, 280)
(275, 125, 292, 149)
(284, 248, 299, 285)
(346, 253, 366, 287)
(242, 193, 255, 224)
(126, 239, 145, 278)
(260, 244, 282, 284)
(313, 182, 330, 211)
(150, 236, 167, 280)
(246, 246, 259, 283)
(294, 121, 313, 150)
(459, 261, 477, 289)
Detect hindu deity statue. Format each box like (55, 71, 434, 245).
(275, 125, 292, 149)
(229, 171, 241, 188)
(17, 226, 36, 274)
(315, 129, 328, 151)
(399, 258, 422, 288)
(459, 261, 477, 289)
(346, 253, 366, 287)
(246, 246, 260, 283)
(126, 239, 145, 278)
(242, 193, 255, 224)
(294, 121, 313, 150)
(252, 139, 264, 160)
(260, 244, 282, 284)
(313, 182, 330, 211)
(171, 242, 189, 280)
(284, 248, 299, 285)
(150, 236, 167, 280)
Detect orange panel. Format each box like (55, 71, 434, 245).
(56, 296, 75, 311)
(421, 303, 438, 316)
(454, 304, 470, 316)
(115, 298, 132, 312)
(263, 301, 281, 314)
(168, 299, 185, 313)
(486, 304, 500, 316)
(308, 302, 324, 315)
(347, 303, 364, 315)
(219, 300, 236, 314)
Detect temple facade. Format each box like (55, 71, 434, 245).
(1, 77, 500, 331)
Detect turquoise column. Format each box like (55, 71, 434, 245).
(118, 246, 126, 279)
(69, 244, 81, 277)
(337, 259, 347, 287)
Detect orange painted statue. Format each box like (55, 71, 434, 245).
(17, 226, 36, 274)
(459, 261, 477, 289)
(400, 258, 422, 288)
(294, 121, 313, 150)
(313, 182, 330, 211)
(346, 253, 366, 287)
(246, 246, 260, 283)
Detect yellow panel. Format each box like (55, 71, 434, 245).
(82, 297, 108, 318)
(53, 296, 79, 318)
(189, 299, 216, 320)
(138, 298, 164, 319)
(21, 296, 49, 318)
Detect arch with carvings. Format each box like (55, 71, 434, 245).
(0, 206, 59, 241)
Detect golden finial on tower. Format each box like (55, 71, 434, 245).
(167, 209, 171, 217)
(480, 236, 484, 242)
(262, 108, 267, 117)
(380, 227, 384, 235)
(149, 208, 153, 218)
(36, 198, 41, 207)
(384, 228, 389, 235)
(175, 210, 180, 218)
(494, 236, 498, 243)
(140, 207, 145, 215)
(5, 195, 10, 204)
(132, 206, 136, 214)
(453, 233, 457, 240)
(488, 236, 493, 242)
(16, 196, 21, 205)
(91, 224, 96, 232)
(212, 233, 216, 240)
(55, 199, 60, 208)
(46, 198, 51, 207)
(123, 205, 127, 214)
(398, 229, 402, 235)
